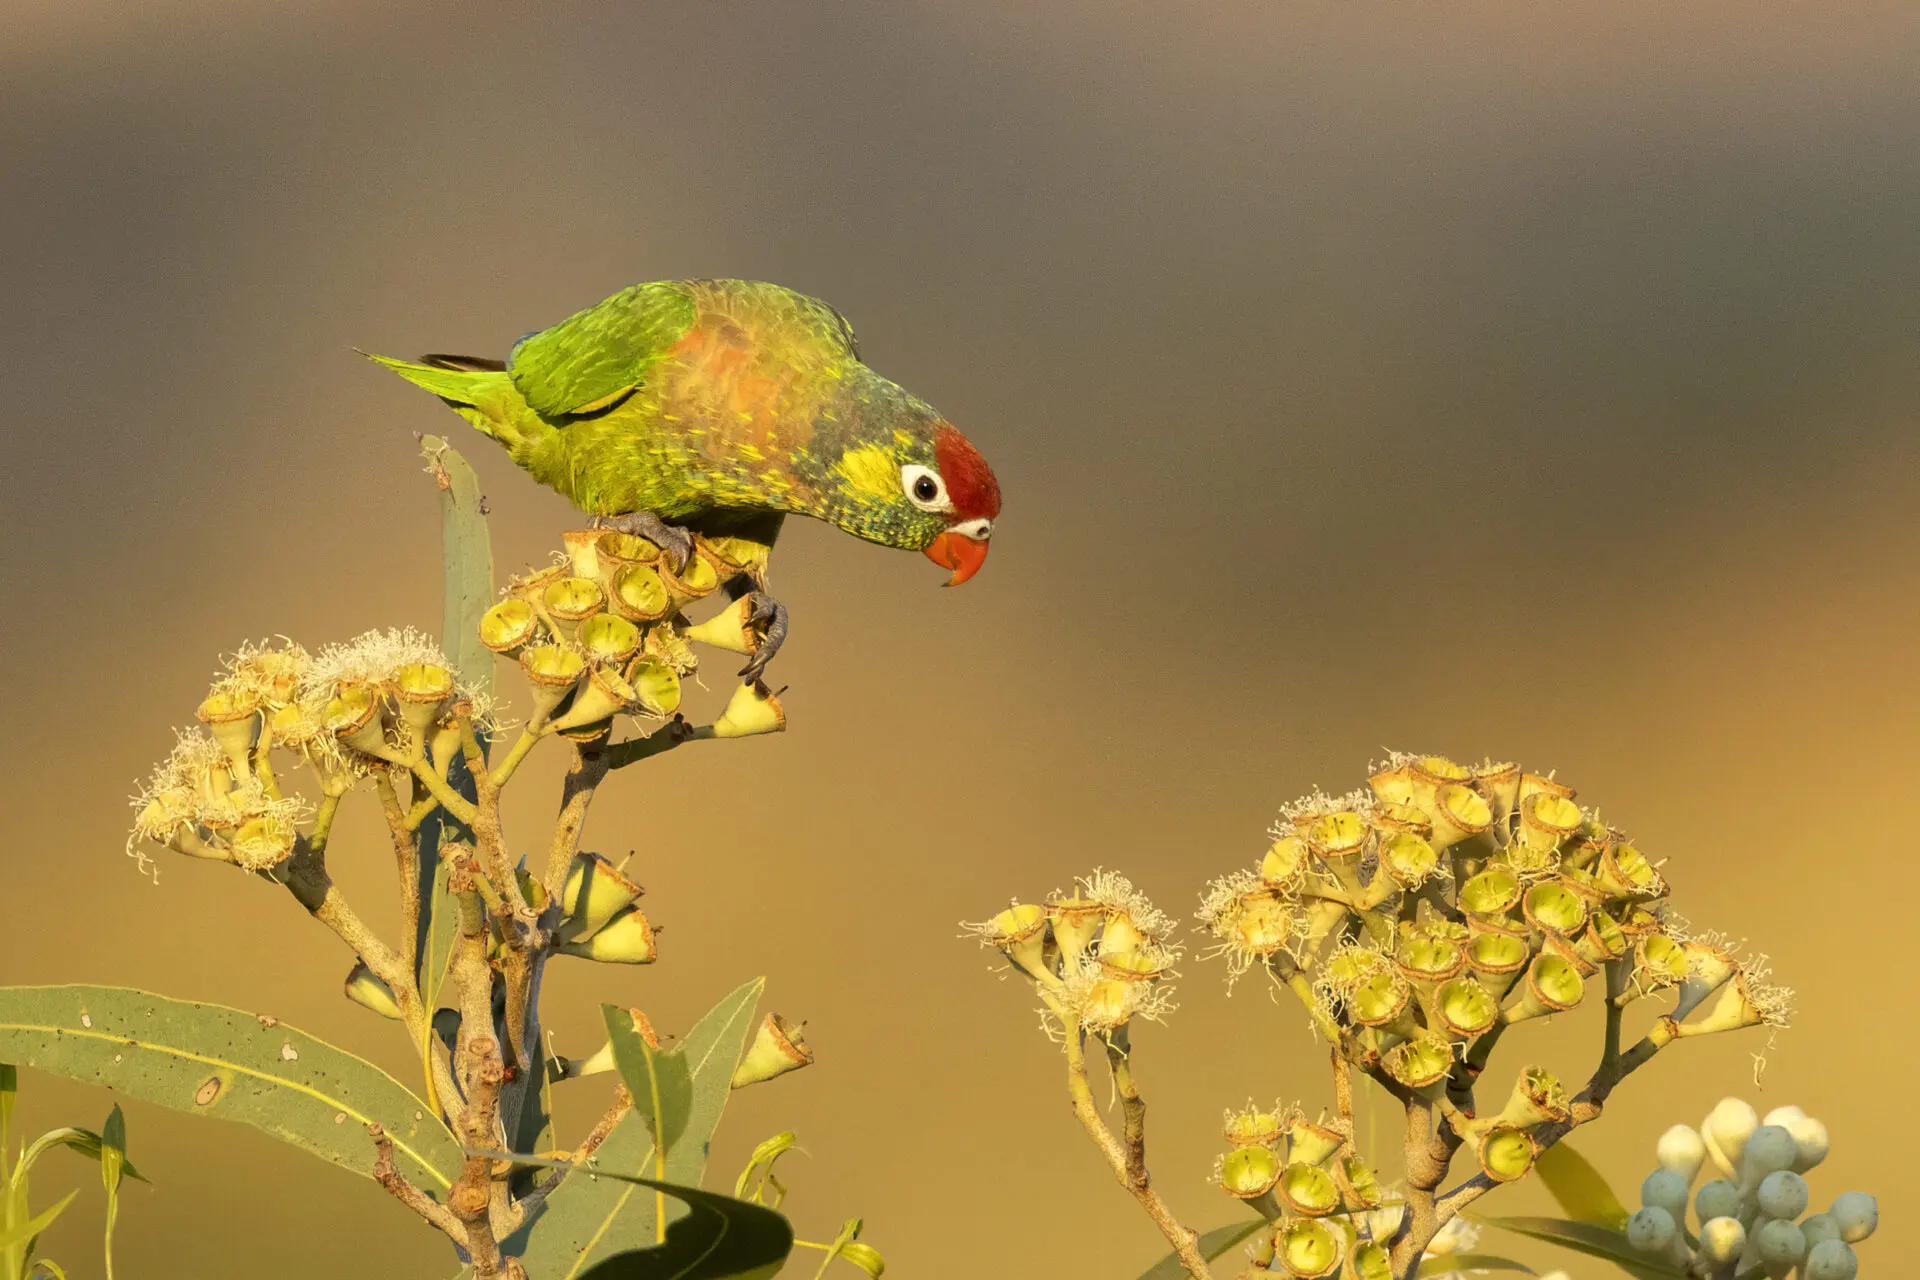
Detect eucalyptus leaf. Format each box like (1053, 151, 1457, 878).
(605, 1006, 693, 1159)
(0, 1190, 75, 1252)
(511, 979, 764, 1278)
(98, 1105, 126, 1280)
(1472, 1215, 1684, 1279)
(1533, 1140, 1630, 1230)
(0, 987, 460, 1189)
(1136, 1217, 1267, 1279)
(485, 1154, 790, 1280)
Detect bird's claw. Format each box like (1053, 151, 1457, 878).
(594, 511, 695, 575)
(737, 592, 789, 683)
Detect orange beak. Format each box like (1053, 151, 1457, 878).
(923, 531, 990, 586)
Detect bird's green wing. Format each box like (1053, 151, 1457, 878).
(506, 281, 699, 418)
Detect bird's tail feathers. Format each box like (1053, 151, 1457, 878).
(361, 350, 506, 406)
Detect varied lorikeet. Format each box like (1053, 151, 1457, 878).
(369, 278, 1000, 680)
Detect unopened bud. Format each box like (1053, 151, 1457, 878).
(1829, 1191, 1876, 1243)
(1641, 1169, 1690, 1216)
(1757, 1170, 1808, 1221)
(1626, 1205, 1677, 1255)
(344, 962, 402, 1019)
(1655, 1124, 1706, 1184)
(1804, 1239, 1859, 1280)
(1698, 1215, 1745, 1264)
(1753, 1218, 1807, 1269)
(557, 905, 657, 964)
(1695, 1179, 1741, 1224)
(730, 1013, 812, 1089)
(1701, 1097, 1759, 1179)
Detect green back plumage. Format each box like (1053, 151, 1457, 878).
(370, 279, 959, 550)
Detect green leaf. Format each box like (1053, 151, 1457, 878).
(17, 1127, 146, 1184)
(0, 986, 461, 1190)
(425, 435, 496, 701)
(511, 979, 765, 1278)
(1136, 1217, 1267, 1279)
(0, 1189, 76, 1251)
(486, 1153, 790, 1280)
(1414, 1254, 1535, 1276)
(1534, 1140, 1630, 1230)
(99, 1105, 126, 1280)
(1, 1063, 15, 1153)
(1473, 1215, 1684, 1279)
(605, 1006, 693, 1159)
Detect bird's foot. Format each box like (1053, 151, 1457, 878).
(592, 510, 695, 575)
(737, 592, 789, 683)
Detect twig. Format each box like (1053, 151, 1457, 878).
(375, 771, 426, 987)
(1062, 1018, 1207, 1279)
(543, 745, 610, 901)
(368, 1122, 465, 1246)
(449, 1035, 507, 1278)
(515, 1085, 633, 1219)
(603, 720, 695, 771)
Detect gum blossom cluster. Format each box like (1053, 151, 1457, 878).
(1629, 1098, 1875, 1280)
(128, 528, 784, 878)
(1198, 753, 1790, 1277)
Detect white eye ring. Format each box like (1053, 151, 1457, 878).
(900, 463, 951, 512)
(949, 517, 992, 541)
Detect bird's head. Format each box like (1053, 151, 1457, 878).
(829, 422, 1001, 585)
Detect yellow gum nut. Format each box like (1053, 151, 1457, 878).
(1278, 1162, 1340, 1216)
(1306, 811, 1369, 860)
(559, 904, 657, 963)
(1385, 1036, 1453, 1091)
(1522, 880, 1589, 936)
(595, 530, 663, 571)
(1335, 1155, 1382, 1210)
(1367, 766, 1418, 807)
(1099, 948, 1171, 983)
(1475, 760, 1523, 822)
(1078, 978, 1137, 1030)
(610, 564, 673, 622)
(1347, 1241, 1392, 1280)
(521, 644, 587, 720)
(344, 961, 402, 1019)
(1575, 912, 1628, 967)
(1460, 866, 1521, 918)
(1285, 1120, 1347, 1167)
(1262, 836, 1310, 886)
(659, 551, 721, 607)
(1615, 905, 1664, 936)
(559, 527, 606, 579)
(1225, 1105, 1288, 1148)
(1478, 1127, 1537, 1181)
(197, 690, 261, 772)
(1436, 977, 1499, 1038)
(135, 788, 196, 845)
(1619, 933, 1688, 1004)
(1102, 913, 1151, 955)
(1380, 831, 1438, 887)
(543, 575, 605, 625)
(1517, 791, 1583, 854)
(392, 661, 455, 737)
(1045, 898, 1103, 965)
(1517, 772, 1576, 807)
(578, 613, 642, 665)
(1541, 930, 1598, 979)
(1466, 931, 1532, 1002)
(325, 682, 387, 755)
(620, 659, 680, 719)
(1498, 1066, 1569, 1129)
(1674, 972, 1777, 1037)
(1373, 801, 1432, 842)
(562, 851, 645, 941)
(681, 596, 760, 655)
(1429, 783, 1493, 851)
(695, 534, 764, 578)
(730, 1013, 812, 1089)
(1218, 1145, 1281, 1199)
(1502, 951, 1585, 1023)
(1396, 935, 1465, 983)
(707, 679, 784, 738)
(1276, 1218, 1342, 1278)
(1232, 891, 1301, 957)
(550, 665, 638, 733)
(1560, 834, 1610, 873)
(231, 814, 296, 870)
(1595, 842, 1666, 901)
(987, 903, 1048, 944)
(480, 598, 539, 654)
(1672, 940, 1739, 1019)
(1350, 972, 1412, 1028)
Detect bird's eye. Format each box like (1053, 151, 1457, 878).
(901, 463, 950, 512)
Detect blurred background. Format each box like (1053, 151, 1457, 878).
(3, 2, 1916, 1275)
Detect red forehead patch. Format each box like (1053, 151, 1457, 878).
(932, 425, 1001, 521)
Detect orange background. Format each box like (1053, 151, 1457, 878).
(2, 4, 1915, 1276)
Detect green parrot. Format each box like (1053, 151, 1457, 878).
(368, 278, 1000, 680)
